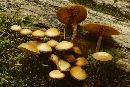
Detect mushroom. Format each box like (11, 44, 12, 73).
(11, 25, 22, 31)
(57, 59, 71, 71)
(70, 66, 88, 80)
(18, 41, 41, 56)
(92, 52, 113, 61)
(45, 28, 60, 38)
(72, 46, 82, 55)
(20, 29, 32, 35)
(82, 23, 120, 51)
(46, 39, 59, 47)
(37, 43, 52, 53)
(55, 41, 74, 51)
(75, 57, 89, 66)
(49, 54, 60, 64)
(49, 70, 65, 79)
(32, 30, 45, 38)
(64, 54, 76, 62)
(57, 4, 87, 40)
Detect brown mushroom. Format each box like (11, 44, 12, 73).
(49, 70, 65, 79)
(20, 29, 32, 35)
(11, 25, 22, 31)
(57, 4, 87, 40)
(32, 30, 45, 38)
(82, 23, 120, 51)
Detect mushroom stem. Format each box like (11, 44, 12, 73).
(96, 35, 103, 52)
(63, 27, 66, 39)
(71, 24, 77, 41)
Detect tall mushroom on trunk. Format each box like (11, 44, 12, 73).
(82, 23, 120, 52)
(57, 4, 87, 40)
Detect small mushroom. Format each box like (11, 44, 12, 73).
(49, 70, 65, 79)
(72, 46, 82, 55)
(20, 29, 32, 35)
(32, 30, 45, 38)
(55, 41, 74, 51)
(57, 59, 71, 71)
(46, 39, 59, 47)
(82, 23, 120, 51)
(11, 25, 22, 31)
(45, 28, 60, 37)
(37, 43, 52, 53)
(18, 41, 41, 55)
(92, 52, 113, 61)
(70, 66, 88, 80)
(57, 4, 87, 40)
(75, 57, 89, 66)
(64, 54, 76, 62)
(49, 54, 60, 64)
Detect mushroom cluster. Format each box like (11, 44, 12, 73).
(11, 25, 89, 81)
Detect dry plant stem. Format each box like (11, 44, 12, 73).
(96, 35, 103, 52)
(71, 24, 77, 41)
(64, 28, 66, 39)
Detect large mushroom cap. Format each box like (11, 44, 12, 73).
(37, 43, 52, 53)
(55, 41, 74, 51)
(70, 66, 88, 80)
(76, 57, 89, 66)
(46, 40, 59, 47)
(57, 4, 87, 24)
(83, 23, 120, 37)
(11, 25, 22, 31)
(57, 59, 71, 71)
(92, 52, 113, 61)
(20, 29, 32, 35)
(45, 28, 60, 37)
(49, 70, 65, 79)
(18, 41, 41, 54)
(32, 30, 45, 38)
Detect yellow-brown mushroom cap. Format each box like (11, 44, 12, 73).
(57, 59, 71, 71)
(18, 41, 41, 54)
(45, 28, 60, 37)
(76, 57, 89, 66)
(70, 66, 88, 80)
(11, 25, 22, 31)
(57, 4, 87, 24)
(20, 29, 32, 35)
(72, 46, 82, 55)
(82, 23, 120, 37)
(64, 54, 76, 62)
(46, 40, 59, 47)
(37, 43, 52, 53)
(49, 54, 59, 64)
(55, 41, 74, 51)
(32, 30, 45, 38)
(92, 52, 113, 61)
(49, 70, 65, 79)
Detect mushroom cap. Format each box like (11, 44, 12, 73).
(20, 29, 32, 35)
(32, 30, 45, 37)
(46, 40, 59, 47)
(92, 52, 113, 61)
(57, 59, 71, 71)
(45, 28, 60, 37)
(49, 54, 59, 64)
(18, 41, 41, 54)
(55, 41, 74, 51)
(37, 43, 52, 53)
(76, 57, 89, 66)
(11, 25, 22, 31)
(72, 46, 82, 55)
(57, 4, 87, 24)
(83, 23, 120, 37)
(64, 54, 76, 62)
(70, 66, 88, 80)
(49, 70, 65, 79)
